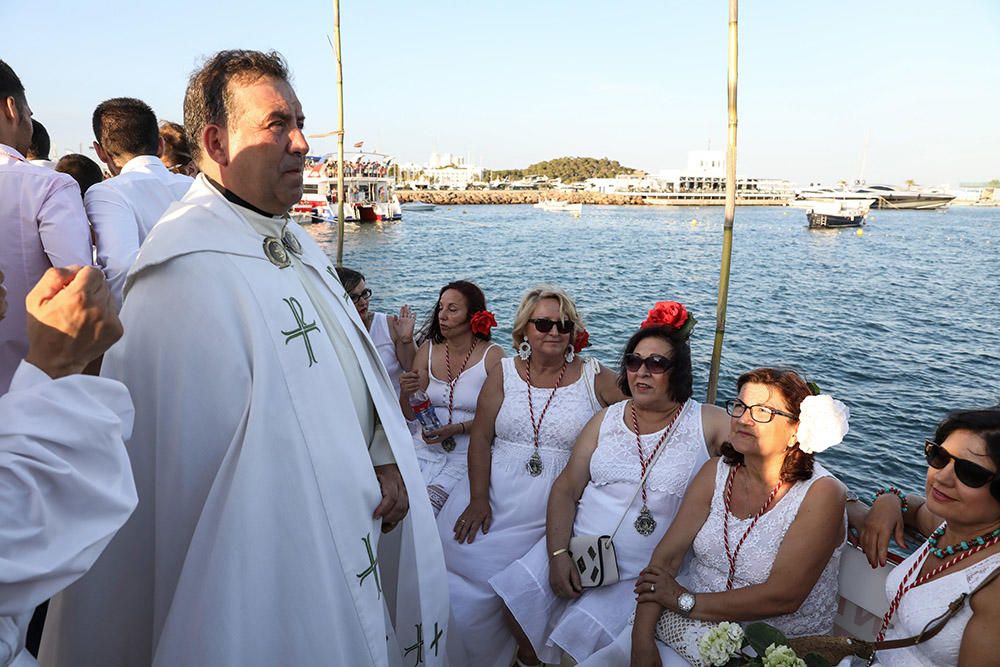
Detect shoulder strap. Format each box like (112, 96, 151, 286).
(875, 559, 1000, 651)
(608, 400, 689, 541)
(582, 357, 602, 413)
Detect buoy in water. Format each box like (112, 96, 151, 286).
(856, 229, 864, 237)
(690, 218, 698, 226)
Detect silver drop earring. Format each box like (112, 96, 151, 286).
(564, 346, 575, 363)
(518, 341, 532, 361)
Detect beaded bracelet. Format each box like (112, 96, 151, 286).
(874, 486, 908, 513)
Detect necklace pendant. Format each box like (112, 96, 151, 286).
(526, 451, 544, 477)
(634, 505, 657, 536)
(441, 436, 457, 453)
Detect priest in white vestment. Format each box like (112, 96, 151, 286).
(40, 50, 449, 667)
(0, 265, 137, 667)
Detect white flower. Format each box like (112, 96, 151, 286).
(698, 622, 744, 667)
(762, 643, 806, 667)
(795, 394, 850, 454)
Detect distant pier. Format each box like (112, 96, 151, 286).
(396, 189, 790, 207)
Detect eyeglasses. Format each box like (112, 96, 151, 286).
(924, 440, 997, 489)
(528, 318, 573, 334)
(624, 353, 673, 374)
(725, 399, 798, 424)
(349, 288, 372, 303)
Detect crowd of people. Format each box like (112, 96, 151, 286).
(1, 49, 998, 667)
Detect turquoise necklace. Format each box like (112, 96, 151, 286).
(927, 523, 1000, 559)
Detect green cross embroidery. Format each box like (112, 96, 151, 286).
(356, 533, 381, 598)
(280, 297, 320, 367)
(429, 622, 443, 657)
(404, 623, 423, 665)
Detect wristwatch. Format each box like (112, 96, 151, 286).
(677, 591, 696, 616)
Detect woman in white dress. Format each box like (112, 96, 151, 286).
(587, 367, 850, 667)
(437, 286, 624, 667)
(336, 266, 416, 397)
(400, 280, 504, 513)
(850, 407, 1000, 666)
(492, 301, 731, 666)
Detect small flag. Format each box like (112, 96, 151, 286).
(353, 141, 364, 149)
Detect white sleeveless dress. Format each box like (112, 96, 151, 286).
(369, 312, 403, 397)
(414, 341, 501, 512)
(491, 399, 709, 665)
(584, 457, 846, 666)
(867, 538, 1000, 666)
(437, 357, 603, 667)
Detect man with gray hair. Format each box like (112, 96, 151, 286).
(41, 50, 449, 667)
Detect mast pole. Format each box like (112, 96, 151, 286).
(333, 0, 346, 266)
(706, 0, 739, 404)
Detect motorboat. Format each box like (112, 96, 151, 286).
(854, 184, 956, 210)
(401, 201, 436, 212)
(804, 198, 874, 229)
(291, 152, 403, 224)
(534, 199, 584, 213)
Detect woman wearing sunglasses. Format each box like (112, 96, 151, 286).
(851, 407, 1000, 666)
(435, 285, 624, 667)
(335, 266, 417, 401)
(585, 367, 851, 667)
(490, 301, 731, 666)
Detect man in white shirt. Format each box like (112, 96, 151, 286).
(0, 265, 138, 667)
(26, 120, 54, 169)
(87, 97, 192, 307)
(0, 59, 93, 394)
(40, 49, 449, 667)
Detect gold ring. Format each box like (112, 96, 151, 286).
(650, 583, 655, 593)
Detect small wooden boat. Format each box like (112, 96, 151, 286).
(805, 199, 875, 229)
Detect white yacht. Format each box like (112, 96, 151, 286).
(794, 184, 955, 210)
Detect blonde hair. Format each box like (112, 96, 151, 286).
(511, 285, 586, 350)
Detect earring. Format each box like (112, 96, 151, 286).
(517, 341, 532, 361)
(564, 346, 575, 363)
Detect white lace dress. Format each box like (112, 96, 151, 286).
(490, 399, 709, 665)
(414, 342, 501, 512)
(865, 542, 1000, 666)
(437, 357, 603, 667)
(584, 457, 846, 666)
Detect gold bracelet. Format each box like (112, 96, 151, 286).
(549, 548, 569, 559)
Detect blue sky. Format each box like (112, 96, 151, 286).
(4, 1, 998, 185)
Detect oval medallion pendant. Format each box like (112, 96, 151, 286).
(263, 237, 290, 268)
(634, 505, 657, 536)
(441, 436, 457, 453)
(282, 229, 303, 255)
(526, 451, 544, 477)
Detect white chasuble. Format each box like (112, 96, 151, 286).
(39, 175, 449, 667)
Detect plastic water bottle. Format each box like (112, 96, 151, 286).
(408, 390, 457, 452)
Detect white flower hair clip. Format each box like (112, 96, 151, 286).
(795, 393, 850, 454)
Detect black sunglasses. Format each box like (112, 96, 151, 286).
(924, 440, 997, 489)
(624, 353, 673, 374)
(726, 399, 798, 424)
(529, 318, 573, 334)
(349, 288, 373, 304)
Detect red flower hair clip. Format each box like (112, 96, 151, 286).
(470, 310, 497, 337)
(640, 301, 697, 339)
(573, 329, 591, 354)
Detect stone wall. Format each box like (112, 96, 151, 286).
(396, 189, 788, 206)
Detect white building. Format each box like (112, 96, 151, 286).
(401, 152, 483, 190)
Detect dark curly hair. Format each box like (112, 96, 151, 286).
(934, 407, 1000, 501)
(616, 325, 693, 404)
(720, 367, 816, 483)
(419, 280, 490, 344)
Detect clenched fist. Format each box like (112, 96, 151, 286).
(24, 266, 123, 379)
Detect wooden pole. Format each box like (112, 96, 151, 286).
(332, 0, 346, 266)
(706, 0, 739, 404)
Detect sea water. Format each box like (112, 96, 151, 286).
(305, 205, 999, 493)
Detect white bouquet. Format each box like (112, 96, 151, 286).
(698, 622, 745, 666)
(762, 643, 807, 667)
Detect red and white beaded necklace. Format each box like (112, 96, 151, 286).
(722, 464, 785, 590)
(523, 357, 569, 477)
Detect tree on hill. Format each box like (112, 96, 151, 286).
(485, 156, 637, 183)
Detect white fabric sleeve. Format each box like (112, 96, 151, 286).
(0, 360, 138, 617)
(85, 185, 140, 309)
(368, 421, 396, 467)
(36, 175, 94, 269)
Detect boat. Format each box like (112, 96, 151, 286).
(534, 199, 584, 213)
(401, 201, 436, 212)
(291, 152, 402, 224)
(804, 198, 874, 229)
(794, 184, 955, 210)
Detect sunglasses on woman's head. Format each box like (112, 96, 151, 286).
(924, 440, 997, 489)
(528, 318, 573, 334)
(624, 353, 673, 374)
